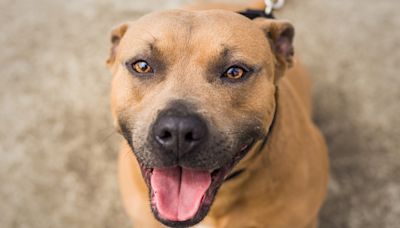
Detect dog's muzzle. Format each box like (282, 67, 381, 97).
(123, 100, 267, 227)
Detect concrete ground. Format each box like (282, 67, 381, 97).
(0, 0, 399, 227)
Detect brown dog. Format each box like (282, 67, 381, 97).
(106, 2, 328, 228)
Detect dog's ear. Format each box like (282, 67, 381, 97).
(106, 23, 129, 67)
(254, 18, 295, 69)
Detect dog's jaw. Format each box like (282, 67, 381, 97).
(137, 140, 255, 227)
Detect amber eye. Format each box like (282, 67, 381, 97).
(223, 66, 246, 80)
(131, 60, 153, 74)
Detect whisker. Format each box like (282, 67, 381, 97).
(122, 147, 133, 159)
(99, 129, 117, 143)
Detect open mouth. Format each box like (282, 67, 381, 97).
(139, 140, 255, 227)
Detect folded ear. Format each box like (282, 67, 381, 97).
(254, 18, 295, 69)
(106, 23, 129, 67)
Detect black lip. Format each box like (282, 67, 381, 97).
(138, 139, 256, 227)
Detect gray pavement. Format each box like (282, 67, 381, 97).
(0, 0, 399, 227)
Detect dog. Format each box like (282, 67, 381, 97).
(106, 1, 329, 227)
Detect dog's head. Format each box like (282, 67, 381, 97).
(107, 9, 294, 227)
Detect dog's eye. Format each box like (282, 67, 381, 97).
(223, 66, 246, 80)
(131, 60, 153, 74)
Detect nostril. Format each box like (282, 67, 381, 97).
(185, 132, 194, 142)
(158, 130, 172, 141)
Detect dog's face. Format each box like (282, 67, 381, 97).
(107, 9, 294, 227)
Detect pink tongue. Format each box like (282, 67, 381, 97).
(151, 167, 211, 221)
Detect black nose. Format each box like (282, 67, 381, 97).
(152, 114, 208, 156)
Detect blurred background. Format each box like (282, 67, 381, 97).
(0, 0, 399, 227)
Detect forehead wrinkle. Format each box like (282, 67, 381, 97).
(135, 29, 160, 53)
(211, 44, 252, 67)
(139, 28, 158, 43)
(124, 24, 158, 45)
(220, 45, 239, 60)
(118, 29, 159, 59)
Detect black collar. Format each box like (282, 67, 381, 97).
(237, 9, 275, 20)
